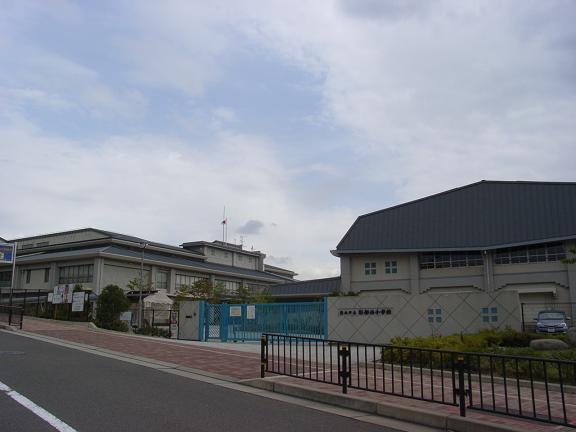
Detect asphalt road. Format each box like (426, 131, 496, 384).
(0, 331, 396, 432)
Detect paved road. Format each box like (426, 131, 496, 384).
(0, 331, 397, 432)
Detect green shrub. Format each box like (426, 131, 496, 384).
(95, 284, 130, 332)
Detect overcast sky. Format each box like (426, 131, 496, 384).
(1, 0, 575, 279)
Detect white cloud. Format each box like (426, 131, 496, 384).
(0, 122, 348, 279)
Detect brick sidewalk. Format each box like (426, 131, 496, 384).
(22, 318, 260, 380)
(19, 318, 574, 431)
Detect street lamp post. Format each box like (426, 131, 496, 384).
(138, 242, 148, 328)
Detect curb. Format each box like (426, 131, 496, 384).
(243, 378, 524, 432)
(0, 323, 17, 331)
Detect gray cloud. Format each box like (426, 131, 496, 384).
(236, 219, 265, 235)
(339, 0, 434, 20)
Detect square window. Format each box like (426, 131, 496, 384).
(482, 316, 489, 322)
(482, 307, 489, 314)
(491, 315, 498, 322)
(385, 260, 398, 274)
(364, 262, 376, 275)
(436, 316, 442, 323)
(435, 309, 442, 315)
(428, 317, 434, 323)
(491, 307, 498, 314)
(427, 309, 433, 315)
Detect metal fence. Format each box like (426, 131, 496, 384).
(205, 301, 326, 341)
(0, 305, 23, 329)
(0, 288, 93, 322)
(521, 302, 575, 333)
(261, 333, 576, 428)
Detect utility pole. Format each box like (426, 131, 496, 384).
(138, 242, 148, 328)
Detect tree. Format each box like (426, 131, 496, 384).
(95, 284, 130, 331)
(563, 246, 576, 264)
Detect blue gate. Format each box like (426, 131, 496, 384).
(203, 300, 327, 341)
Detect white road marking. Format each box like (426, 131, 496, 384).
(0, 380, 77, 432)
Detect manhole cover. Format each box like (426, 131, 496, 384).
(0, 351, 25, 356)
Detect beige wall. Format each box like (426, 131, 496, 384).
(328, 291, 521, 344)
(350, 254, 410, 281)
(101, 261, 150, 292)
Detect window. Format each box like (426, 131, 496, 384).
(26, 270, 31, 284)
(175, 274, 208, 290)
(427, 308, 442, 323)
(156, 271, 168, 290)
(420, 252, 483, 269)
(482, 306, 498, 323)
(385, 261, 398, 274)
(58, 265, 94, 284)
(44, 268, 50, 283)
(364, 262, 376, 276)
(215, 279, 240, 294)
(494, 242, 565, 265)
(0, 271, 11, 286)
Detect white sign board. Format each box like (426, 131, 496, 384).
(246, 305, 256, 320)
(229, 306, 242, 317)
(170, 311, 179, 339)
(120, 311, 132, 322)
(71, 291, 85, 312)
(52, 294, 63, 304)
(48, 293, 54, 303)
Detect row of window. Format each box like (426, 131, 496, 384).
(58, 265, 94, 284)
(494, 243, 565, 264)
(426, 307, 499, 323)
(364, 261, 398, 275)
(366, 243, 567, 274)
(209, 248, 255, 263)
(175, 274, 208, 289)
(420, 252, 483, 269)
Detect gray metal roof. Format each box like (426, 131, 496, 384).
(336, 181, 576, 253)
(271, 277, 341, 297)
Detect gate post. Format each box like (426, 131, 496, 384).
(455, 355, 467, 417)
(221, 304, 229, 342)
(261, 334, 268, 378)
(339, 344, 350, 394)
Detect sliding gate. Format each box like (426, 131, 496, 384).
(204, 301, 326, 341)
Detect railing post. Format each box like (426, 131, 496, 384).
(456, 355, 467, 417)
(339, 344, 350, 394)
(261, 334, 268, 378)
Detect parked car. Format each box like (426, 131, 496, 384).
(533, 310, 570, 334)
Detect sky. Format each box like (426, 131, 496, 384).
(1, 0, 575, 280)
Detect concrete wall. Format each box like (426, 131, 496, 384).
(328, 291, 521, 344)
(101, 261, 150, 293)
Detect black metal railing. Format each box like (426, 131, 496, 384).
(0, 305, 24, 329)
(261, 333, 576, 428)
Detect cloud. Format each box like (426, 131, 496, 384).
(237, 0, 576, 200)
(0, 121, 349, 280)
(236, 220, 265, 235)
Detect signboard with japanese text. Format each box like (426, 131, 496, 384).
(0, 243, 14, 264)
(246, 305, 256, 320)
(229, 306, 242, 317)
(71, 292, 85, 312)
